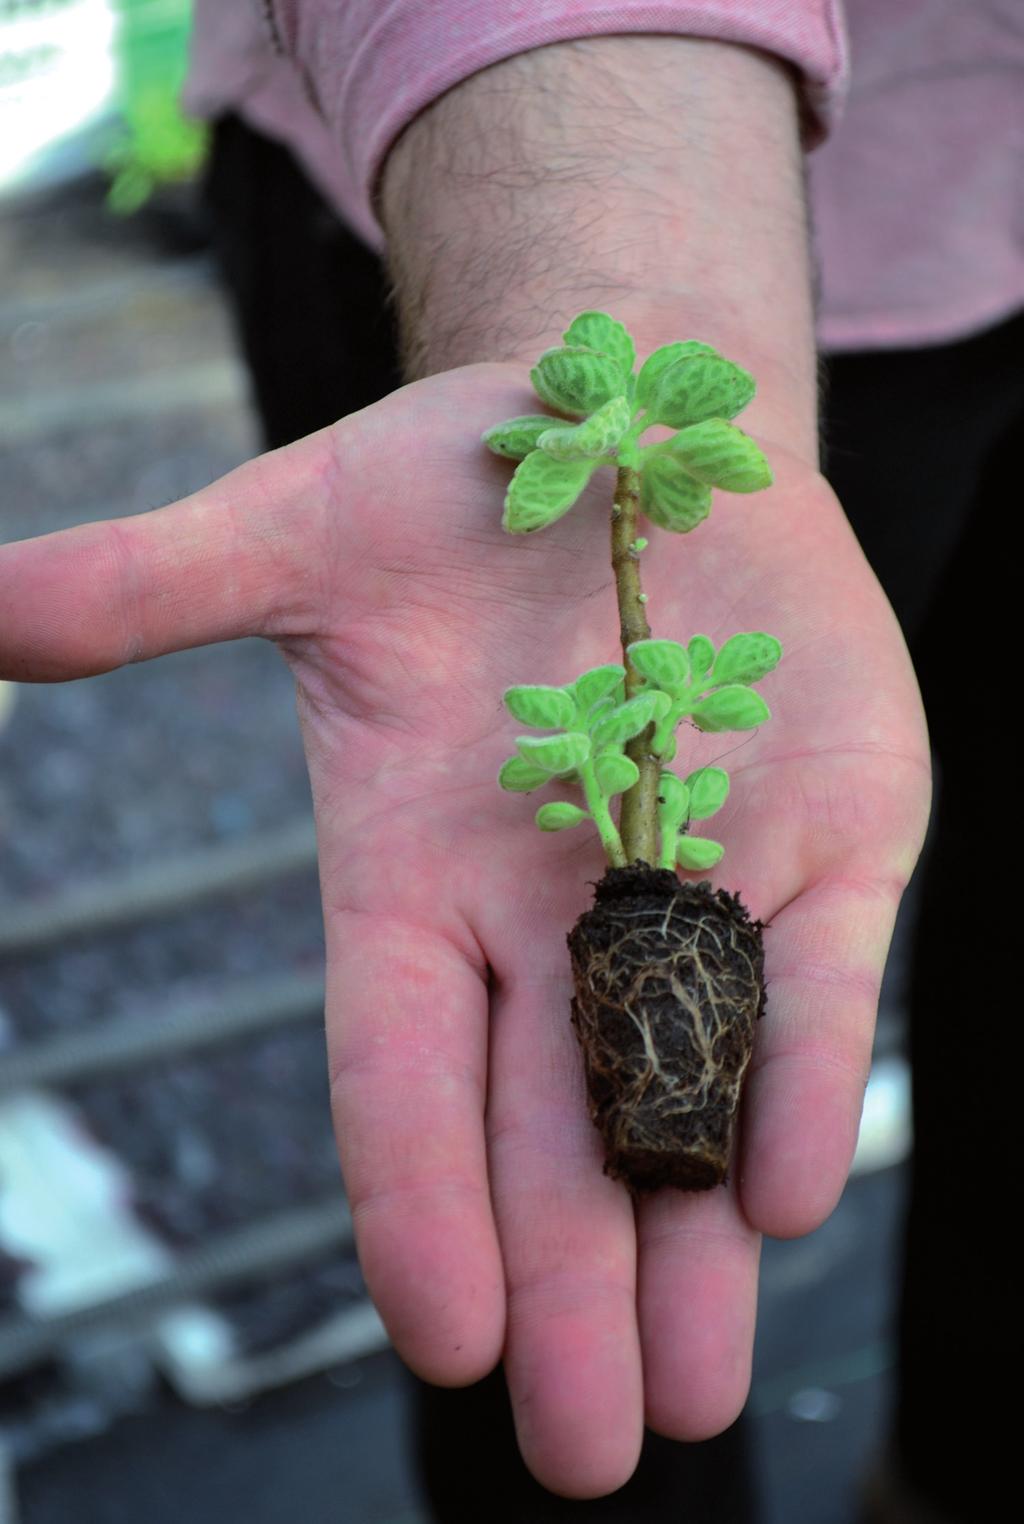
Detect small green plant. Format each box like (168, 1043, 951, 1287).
(103, 1, 208, 215)
(485, 313, 779, 1194)
(487, 311, 779, 875)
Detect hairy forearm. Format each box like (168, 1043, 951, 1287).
(379, 36, 817, 463)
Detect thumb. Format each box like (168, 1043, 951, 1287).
(0, 427, 338, 682)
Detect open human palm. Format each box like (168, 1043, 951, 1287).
(1, 363, 929, 1496)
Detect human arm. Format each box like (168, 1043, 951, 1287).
(369, 34, 927, 1482)
(381, 34, 818, 461)
(0, 32, 929, 1500)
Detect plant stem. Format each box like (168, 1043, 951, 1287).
(578, 760, 627, 867)
(652, 693, 693, 755)
(658, 821, 680, 870)
(612, 466, 661, 864)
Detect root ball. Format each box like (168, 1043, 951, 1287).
(567, 863, 765, 1192)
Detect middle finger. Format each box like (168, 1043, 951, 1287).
(636, 1179, 761, 1440)
(486, 932, 644, 1499)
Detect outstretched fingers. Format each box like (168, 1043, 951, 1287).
(0, 436, 334, 681)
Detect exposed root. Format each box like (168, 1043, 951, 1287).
(567, 863, 765, 1192)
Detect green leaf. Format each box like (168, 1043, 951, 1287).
(657, 772, 691, 828)
(594, 753, 640, 796)
(503, 452, 594, 533)
(538, 395, 632, 461)
(572, 663, 626, 713)
(683, 766, 730, 820)
(498, 756, 551, 792)
(482, 415, 560, 461)
(688, 635, 715, 679)
(503, 684, 576, 728)
(536, 801, 590, 831)
(562, 312, 636, 377)
(677, 837, 725, 871)
(585, 695, 617, 731)
(627, 638, 690, 692)
(711, 633, 782, 687)
(665, 418, 772, 492)
(640, 454, 712, 533)
(592, 692, 660, 748)
(530, 346, 626, 417)
(636, 341, 717, 410)
(516, 732, 591, 774)
(690, 685, 770, 733)
(647, 354, 756, 430)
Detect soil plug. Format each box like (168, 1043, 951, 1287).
(486, 313, 779, 1192)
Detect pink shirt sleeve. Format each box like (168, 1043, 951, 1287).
(185, 3, 1023, 359)
(265, 1, 848, 246)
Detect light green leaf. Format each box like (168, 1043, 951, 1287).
(482, 415, 559, 461)
(711, 633, 782, 687)
(503, 684, 576, 729)
(659, 734, 678, 763)
(538, 395, 632, 461)
(498, 756, 551, 792)
(503, 452, 593, 533)
(677, 836, 725, 871)
(636, 341, 717, 410)
(592, 692, 660, 748)
(690, 685, 770, 733)
(647, 354, 756, 430)
(665, 418, 772, 492)
(683, 766, 730, 820)
(688, 635, 715, 679)
(627, 638, 690, 692)
(516, 731, 591, 774)
(640, 454, 712, 533)
(530, 346, 626, 417)
(536, 801, 590, 831)
(594, 753, 640, 796)
(657, 772, 691, 828)
(573, 663, 626, 713)
(563, 312, 636, 377)
(585, 695, 617, 731)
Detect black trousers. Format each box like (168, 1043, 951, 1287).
(203, 115, 1022, 1523)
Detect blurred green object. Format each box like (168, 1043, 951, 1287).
(104, 0, 206, 213)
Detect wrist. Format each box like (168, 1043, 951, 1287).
(380, 35, 818, 464)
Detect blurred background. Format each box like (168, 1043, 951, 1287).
(1, 4, 913, 1520)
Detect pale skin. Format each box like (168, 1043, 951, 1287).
(0, 38, 930, 1499)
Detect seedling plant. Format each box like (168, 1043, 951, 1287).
(485, 313, 780, 1192)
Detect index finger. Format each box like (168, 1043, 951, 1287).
(324, 901, 506, 1387)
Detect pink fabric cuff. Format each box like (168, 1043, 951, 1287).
(271, 1, 848, 247)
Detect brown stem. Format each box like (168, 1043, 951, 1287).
(612, 467, 661, 864)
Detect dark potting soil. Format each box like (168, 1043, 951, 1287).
(568, 864, 765, 1193)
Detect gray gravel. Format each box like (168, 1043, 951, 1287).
(1, 179, 349, 1356)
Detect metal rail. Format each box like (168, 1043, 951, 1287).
(0, 973, 324, 1094)
(0, 1197, 353, 1382)
(0, 818, 318, 958)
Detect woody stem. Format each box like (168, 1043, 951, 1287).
(611, 467, 660, 864)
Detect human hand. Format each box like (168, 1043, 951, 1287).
(0, 363, 929, 1496)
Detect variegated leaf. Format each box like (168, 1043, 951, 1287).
(640, 454, 712, 533)
(503, 452, 593, 533)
